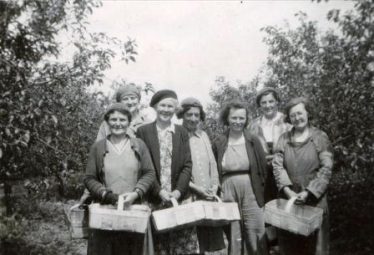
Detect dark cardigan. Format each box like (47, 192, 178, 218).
(136, 122, 192, 202)
(84, 136, 156, 202)
(212, 130, 268, 207)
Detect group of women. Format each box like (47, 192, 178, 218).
(83, 84, 333, 255)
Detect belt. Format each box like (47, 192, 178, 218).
(222, 170, 249, 177)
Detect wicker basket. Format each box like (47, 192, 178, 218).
(264, 199, 323, 236)
(152, 197, 240, 233)
(64, 203, 89, 239)
(89, 201, 151, 233)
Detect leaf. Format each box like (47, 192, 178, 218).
(51, 115, 58, 125)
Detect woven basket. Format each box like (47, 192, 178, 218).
(89, 200, 151, 233)
(264, 199, 323, 236)
(64, 203, 89, 239)
(152, 197, 240, 233)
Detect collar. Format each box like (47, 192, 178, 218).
(189, 129, 203, 138)
(156, 122, 175, 134)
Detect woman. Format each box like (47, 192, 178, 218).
(96, 83, 154, 140)
(84, 103, 156, 255)
(177, 97, 225, 253)
(137, 90, 199, 254)
(248, 87, 291, 248)
(212, 100, 268, 255)
(272, 97, 333, 255)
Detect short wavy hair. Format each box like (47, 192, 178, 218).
(104, 103, 132, 123)
(284, 97, 314, 124)
(219, 100, 249, 127)
(256, 87, 280, 107)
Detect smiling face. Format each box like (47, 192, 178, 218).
(155, 98, 177, 124)
(107, 111, 130, 137)
(120, 94, 140, 114)
(182, 107, 201, 132)
(228, 108, 247, 133)
(289, 103, 309, 131)
(259, 93, 278, 119)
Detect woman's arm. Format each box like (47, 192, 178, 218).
(272, 134, 294, 197)
(84, 143, 117, 204)
(174, 130, 192, 199)
(306, 131, 333, 199)
(135, 139, 156, 197)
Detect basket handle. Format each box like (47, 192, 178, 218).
(170, 197, 179, 207)
(213, 195, 222, 203)
(117, 194, 125, 211)
(285, 197, 297, 213)
(68, 204, 81, 221)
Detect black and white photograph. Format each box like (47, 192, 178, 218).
(0, 0, 373, 254)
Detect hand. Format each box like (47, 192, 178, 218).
(159, 189, 172, 202)
(121, 192, 139, 208)
(171, 190, 181, 200)
(295, 191, 309, 205)
(283, 187, 297, 200)
(103, 191, 118, 205)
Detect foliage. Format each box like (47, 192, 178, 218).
(0, 0, 137, 199)
(207, 1, 373, 253)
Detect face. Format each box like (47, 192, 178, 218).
(120, 95, 139, 114)
(155, 98, 177, 124)
(183, 107, 200, 132)
(289, 103, 309, 131)
(259, 93, 278, 119)
(107, 111, 130, 137)
(228, 108, 247, 133)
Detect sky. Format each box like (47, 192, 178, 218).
(80, 0, 355, 106)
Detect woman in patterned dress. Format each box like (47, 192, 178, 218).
(137, 90, 199, 255)
(272, 97, 333, 255)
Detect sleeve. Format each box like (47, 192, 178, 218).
(175, 130, 193, 197)
(272, 134, 293, 191)
(134, 139, 156, 197)
(205, 133, 219, 189)
(83, 144, 107, 201)
(96, 121, 109, 142)
(306, 132, 333, 199)
(252, 134, 268, 181)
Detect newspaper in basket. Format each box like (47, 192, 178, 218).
(89, 195, 151, 233)
(264, 198, 323, 236)
(152, 197, 240, 233)
(199, 196, 240, 227)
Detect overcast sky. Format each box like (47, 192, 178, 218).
(81, 0, 354, 106)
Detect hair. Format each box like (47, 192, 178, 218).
(284, 97, 314, 124)
(176, 105, 206, 121)
(256, 89, 280, 107)
(219, 100, 249, 127)
(104, 108, 132, 123)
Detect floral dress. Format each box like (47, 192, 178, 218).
(153, 125, 200, 255)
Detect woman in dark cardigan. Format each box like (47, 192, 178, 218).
(137, 89, 199, 254)
(212, 100, 268, 255)
(84, 103, 156, 255)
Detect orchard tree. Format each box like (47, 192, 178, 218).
(0, 0, 137, 198)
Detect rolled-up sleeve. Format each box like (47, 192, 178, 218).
(272, 135, 293, 191)
(306, 132, 333, 199)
